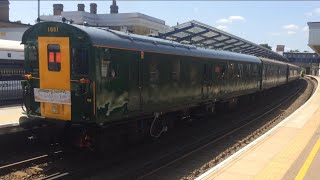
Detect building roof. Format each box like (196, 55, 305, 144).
(0, 20, 31, 28)
(284, 52, 317, 54)
(39, 12, 169, 32)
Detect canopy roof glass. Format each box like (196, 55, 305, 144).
(152, 20, 288, 62)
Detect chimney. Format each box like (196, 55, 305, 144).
(0, 0, 10, 21)
(53, 4, 63, 16)
(276, 45, 285, 56)
(110, 0, 118, 14)
(90, 3, 97, 14)
(78, 4, 85, 11)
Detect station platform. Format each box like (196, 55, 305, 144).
(0, 106, 24, 128)
(197, 76, 320, 180)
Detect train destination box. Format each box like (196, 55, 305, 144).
(34, 88, 71, 105)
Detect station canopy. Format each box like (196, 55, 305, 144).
(153, 20, 288, 62)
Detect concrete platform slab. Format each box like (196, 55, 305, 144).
(0, 106, 24, 127)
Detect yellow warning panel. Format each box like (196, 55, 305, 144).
(38, 37, 71, 120)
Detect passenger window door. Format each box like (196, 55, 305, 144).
(100, 48, 119, 80)
(47, 44, 61, 72)
(71, 47, 89, 76)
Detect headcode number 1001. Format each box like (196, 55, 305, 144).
(48, 27, 59, 33)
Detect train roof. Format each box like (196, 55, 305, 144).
(0, 39, 24, 52)
(22, 21, 262, 63)
(260, 57, 288, 66)
(287, 63, 301, 68)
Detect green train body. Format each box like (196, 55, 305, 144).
(21, 21, 301, 126)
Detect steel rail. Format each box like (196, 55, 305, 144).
(0, 150, 62, 176)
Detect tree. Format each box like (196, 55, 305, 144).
(260, 44, 272, 50)
(289, 49, 300, 52)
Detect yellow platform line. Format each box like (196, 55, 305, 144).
(254, 106, 320, 180)
(295, 138, 320, 180)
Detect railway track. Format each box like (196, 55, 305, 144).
(0, 78, 314, 180)
(0, 151, 62, 176)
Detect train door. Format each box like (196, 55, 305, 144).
(139, 51, 143, 111)
(286, 65, 289, 83)
(202, 63, 211, 99)
(36, 37, 71, 120)
(212, 63, 222, 98)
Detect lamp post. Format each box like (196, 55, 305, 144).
(37, 0, 40, 23)
(38, 0, 40, 18)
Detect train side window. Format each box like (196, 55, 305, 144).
(26, 44, 39, 73)
(238, 64, 243, 79)
(189, 62, 198, 84)
(47, 44, 61, 72)
(221, 64, 226, 80)
(72, 48, 89, 75)
(149, 59, 159, 83)
(252, 64, 258, 77)
(101, 61, 118, 79)
(101, 60, 110, 78)
(213, 64, 220, 80)
(203, 64, 211, 81)
(264, 65, 268, 80)
(101, 49, 118, 80)
(245, 64, 251, 78)
(172, 60, 180, 81)
(228, 63, 233, 79)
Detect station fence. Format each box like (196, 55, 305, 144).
(0, 73, 24, 106)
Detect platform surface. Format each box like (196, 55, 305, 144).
(197, 76, 320, 180)
(0, 106, 24, 128)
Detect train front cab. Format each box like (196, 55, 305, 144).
(21, 22, 94, 124)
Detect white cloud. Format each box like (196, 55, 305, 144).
(304, 8, 320, 17)
(287, 31, 296, 35)
(305, 12, 313, 17)
(271, 32, 281, 36)
(216, 16, 246, 24)
(229, 16, 245, 21)
(193, 7, 199, 13)
(282, 24, 299, 30)
(216, 18, 230, 23)
(313, 8, 320, 15)
(216, 25, 228, 31)
(302, 26, 309, 32)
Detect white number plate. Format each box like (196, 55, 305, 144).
(34, 88, 71, 105)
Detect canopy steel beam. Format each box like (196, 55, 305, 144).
(176, 29, 210, 42)
(223, 42, 246, 51)
(207, 37, 232, 47)
(193, 34, 221, 44)
(158, 24, 195, 38)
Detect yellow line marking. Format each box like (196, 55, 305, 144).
(295, 138, 320, 180)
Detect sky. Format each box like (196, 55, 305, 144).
(8, 1, 320, 52)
